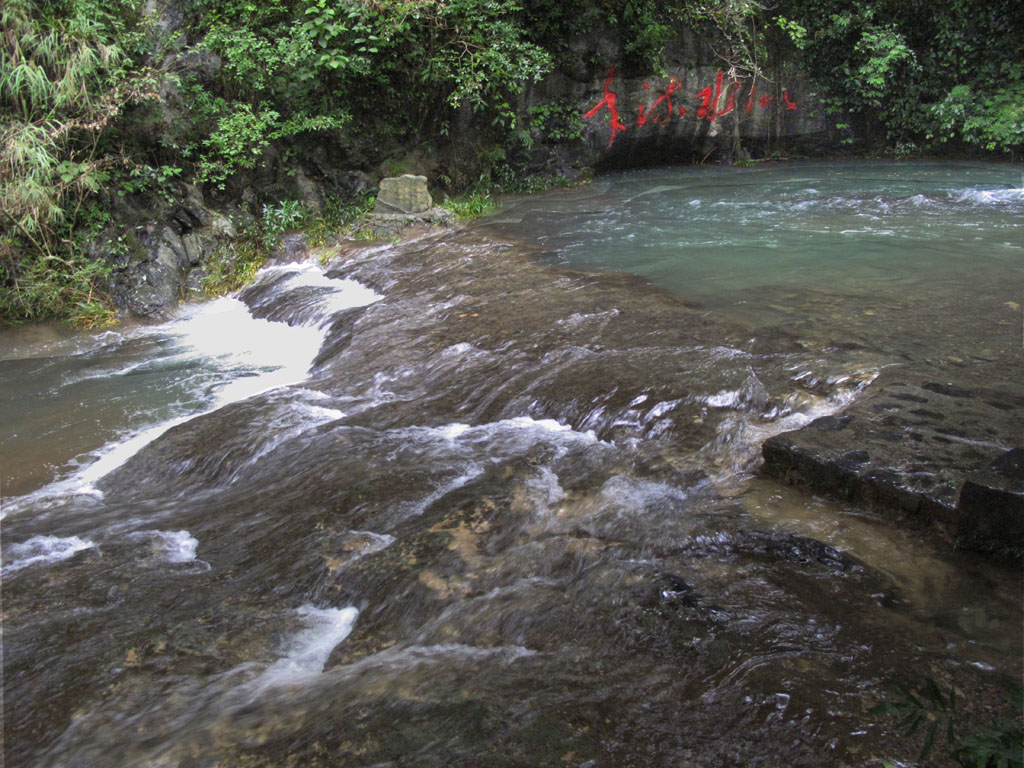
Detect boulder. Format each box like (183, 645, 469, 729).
(373, 175, 433, 214)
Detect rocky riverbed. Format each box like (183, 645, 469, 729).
(3, 172, 1021, 767)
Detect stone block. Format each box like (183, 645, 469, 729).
(374, 175, 432, 214)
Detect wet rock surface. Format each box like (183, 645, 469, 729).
(3, 229, 1020, 768)
(763, 363, 1024, 554)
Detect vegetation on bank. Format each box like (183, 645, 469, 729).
(872, 678, 1023, 768)
(2, 0, 1021, 324)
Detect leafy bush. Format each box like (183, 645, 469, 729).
(528, 100, 585, 144)
(0, 0, 153, 324)
(774, 0, 1024, 152)
(929, 77, 1024, 153)
(872, 678, 1024, 767)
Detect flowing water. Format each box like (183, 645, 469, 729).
(2, 161, 1021, 767)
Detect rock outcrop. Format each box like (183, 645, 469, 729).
(762, 366, 1024, 556)
(373, 174, 433, 214)
(361, 175, 454, 238)
(104, 198, 242, 319)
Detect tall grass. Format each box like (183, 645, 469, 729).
(0, 0, 145, 325)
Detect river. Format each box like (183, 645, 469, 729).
(2, 160, 1021, 767)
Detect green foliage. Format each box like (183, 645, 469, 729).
(201, 240, 265, 296)
(305, 193, 377, 247)
(774, 16, 807, 49)
(0, 0, 154, 325)
(0, 243, 117, 327)
(199, 201, 296, 296)
(528, 99, 585, 144)
(853, 24, 916, 106)
(871, 678, 960, 763)
(872, 678, 1024, 767)
(774, 0, 1023, 152)
(928, 76, 1024, 153)
(440, 192, 496, 221)
(619, 0, 676, 73)
(261, 199, 308, 236)
(419, 0, 553, 110)
(683, 0, 769, 78)
(956, 695, 1024, 768)
(201, 198, 317, 295)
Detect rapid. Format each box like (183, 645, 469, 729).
(1, 160, 1021, 767)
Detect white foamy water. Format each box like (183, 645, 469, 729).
(432, 416, 602, 453)
(248, 605, 359, 692)
(271, 264, 382, 319)
(700, 369, 880, 484)
(126, 529, 200, 564)
(954, 187, 1024, 205)
(386, 417, 609, 519)
(2, 535, 97, 572)
(2, 265, 380, 519)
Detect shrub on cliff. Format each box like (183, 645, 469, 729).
(0, 0, 157, 324)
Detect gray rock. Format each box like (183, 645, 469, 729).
(119, 225, 191, 317)
(360, 206, 454, 239)
(272, 233, 310, 263)
(109, 207, 224, 318)
(206, 212, 237, 238)
(761, 370, 1024, 557)
(293, 168, 322, 214)
(374, 175, 433, 214)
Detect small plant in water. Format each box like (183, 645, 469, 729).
(441, 192, 496, 221)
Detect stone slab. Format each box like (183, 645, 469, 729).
(762, 365, 1024, 556)
(373, 174, 433, 214)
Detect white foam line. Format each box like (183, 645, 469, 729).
(247, 605, 359, 693)
(2, 535, 97, 573)
(2, 266, 380, 517)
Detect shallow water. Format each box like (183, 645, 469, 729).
(2, 162, 1021, 767)
(489, 160, 1023, 362)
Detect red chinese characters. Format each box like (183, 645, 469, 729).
(695, 71, 741, 122)
(583, 66, 628, 146)
(583, 67, 798, 143)
(637, 78, 685, 126)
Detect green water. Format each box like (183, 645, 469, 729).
(490, 160, 1023, 361)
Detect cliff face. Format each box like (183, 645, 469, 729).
(102, 15, 843, 318)
(572, 66, 831, 166)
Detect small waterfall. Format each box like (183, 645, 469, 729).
(2, 263, 380, 518)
